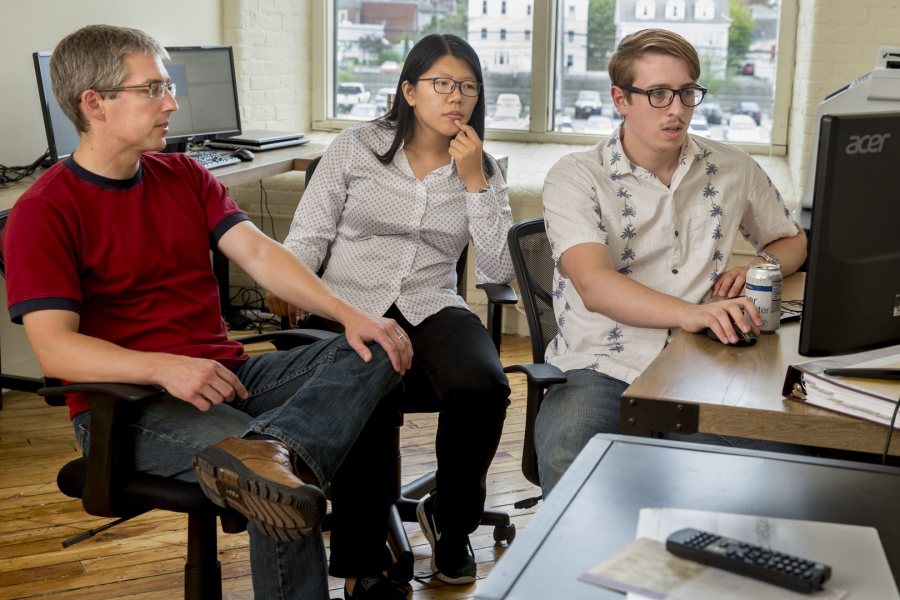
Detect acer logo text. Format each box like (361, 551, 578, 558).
(845, 133, 891, 155)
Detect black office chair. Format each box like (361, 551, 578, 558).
(296, 156, 518, 582)
(503, 218, 567, 499)
(0, 210, 335, 600)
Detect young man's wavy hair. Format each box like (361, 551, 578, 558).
(607, 28, 701, 100)
(51, 24, 168, 133)
(374, 33, 494, 177)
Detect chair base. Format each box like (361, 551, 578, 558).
(185, 512, 223, 600)
(386, 472, 516, 582)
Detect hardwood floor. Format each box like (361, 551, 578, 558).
(0, 335, 541, 599)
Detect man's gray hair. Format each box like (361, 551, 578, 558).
(50, 24, 168, 133)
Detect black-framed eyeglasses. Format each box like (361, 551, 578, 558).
(93, 81, 176, 100)
(416, 77, 482, 97)
(621, 84, 707, 108)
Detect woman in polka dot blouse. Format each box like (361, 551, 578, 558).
(270, 33, 515, 599)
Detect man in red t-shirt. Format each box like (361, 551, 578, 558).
(3, 25, 413, 600)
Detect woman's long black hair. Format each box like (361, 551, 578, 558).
(374, 33, 494, 177)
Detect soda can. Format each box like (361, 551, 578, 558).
(745, 263, 782, 332)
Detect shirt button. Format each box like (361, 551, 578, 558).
(672, 269, 679, 274)
(674, 230, 679, 237)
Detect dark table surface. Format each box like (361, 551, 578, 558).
(477, 435, 900, 599)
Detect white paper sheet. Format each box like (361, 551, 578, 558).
(625, 508, 898, 600)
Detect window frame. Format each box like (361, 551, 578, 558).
(312, 0, 797, 154)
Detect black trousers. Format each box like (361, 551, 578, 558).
(315, 305, 511, 577)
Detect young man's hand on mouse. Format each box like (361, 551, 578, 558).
(686, 296, 762, 345)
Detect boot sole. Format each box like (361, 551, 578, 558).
(193, 446, 325, 541)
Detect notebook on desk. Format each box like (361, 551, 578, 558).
(207, 129, 310, 151)
(783, 346, 900, 427)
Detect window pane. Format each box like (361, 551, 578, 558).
(553, 0, 781, 145)
(333, 0, 533, 131)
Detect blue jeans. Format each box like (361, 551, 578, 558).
(72, 335, 400, 600)
(535, 368, 813, 498)
(535, 369, 628, 496)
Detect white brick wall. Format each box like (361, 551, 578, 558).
(789, 0, 900, 202)
(222, 0, 312, 291)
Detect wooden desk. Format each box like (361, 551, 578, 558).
(476, 435, 900, 599)
(620, 273, 900, 455)
(0, 144, 326, 212)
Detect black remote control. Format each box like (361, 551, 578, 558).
(665, 528, 832, 594)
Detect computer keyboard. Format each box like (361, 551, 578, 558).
(188, 150, 242, 170)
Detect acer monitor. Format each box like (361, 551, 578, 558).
(799, 111, 900, 356)
(163, 46, 242, 150)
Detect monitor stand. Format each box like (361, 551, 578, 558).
(164, 141, 188, 153)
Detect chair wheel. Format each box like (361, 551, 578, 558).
(493, 523, 516, 544)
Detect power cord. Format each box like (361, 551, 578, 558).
(227, 286, 280, 332)
(881, 393, 900, 465)
(258, 180, 277, 240)
(0, 150, 50, 188)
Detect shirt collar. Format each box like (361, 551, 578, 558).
(391, 136, 456, 180)
(599, 124, 705, 183)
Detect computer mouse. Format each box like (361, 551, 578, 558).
(704, 319, 757, 346)
(231, 148, 254, 162)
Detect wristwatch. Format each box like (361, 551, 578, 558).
(755, 250, 782, 267)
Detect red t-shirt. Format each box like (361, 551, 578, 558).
(3, 152, 250, 418)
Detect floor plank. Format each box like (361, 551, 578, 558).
(0, 335, 540, 599)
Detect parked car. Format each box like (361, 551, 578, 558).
(583, 115, 615, 135)
(688, 115, 712, 138)
(379, 60, 400, 73)
(488, 113, 528, 130)
(696, 101, 723, 125)
(348, 103, 380, 120)
(374, 87, 395, 112)
(740, 62, 755, 76)
(556, 115, 575, 133)
(494, 93, 523, 118)
(336, 82, 370, 113)
(574, 90, 603, 119)
(725, 114, 761, 143)
(733, 101, 762, 125)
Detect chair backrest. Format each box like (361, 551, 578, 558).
(507, 218, 557, 364)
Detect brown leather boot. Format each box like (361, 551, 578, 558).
(193, 437, 326, 541)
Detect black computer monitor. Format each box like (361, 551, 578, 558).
(163, 46, 242, 149)
(31, 46, 242, 161)
(799, 111, 900, 356)
(32, 51, 80, 163)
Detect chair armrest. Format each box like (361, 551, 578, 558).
(39, 382, 165, 401)
(476, 283, 518, 350)
(40, 383, 165, 517)
(503, 363, 567, 387)
(475, 282, 518, 305)
(503, 363, 566, 488)
(236, 328, 337, 351)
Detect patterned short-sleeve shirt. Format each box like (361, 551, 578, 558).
(284, 122, 514, 325)
(542, 128, 800, 384)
